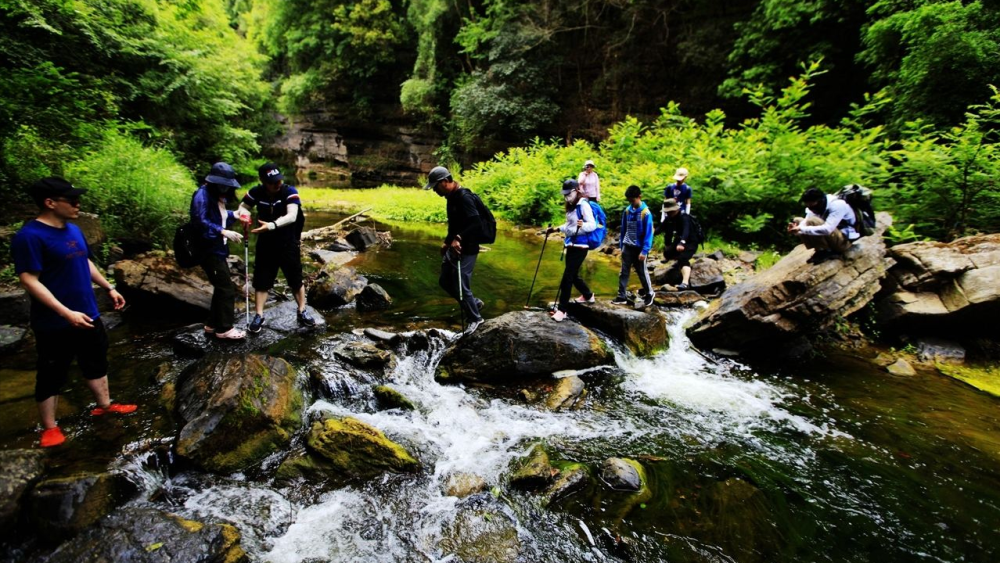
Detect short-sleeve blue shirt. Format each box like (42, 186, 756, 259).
(664, 182, 693, 213)
(11, 220, 99, 331)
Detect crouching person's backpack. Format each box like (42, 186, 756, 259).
(173, 221, 204, 268)
(836, 184, 876, 237)
(576, 200, 608, 249)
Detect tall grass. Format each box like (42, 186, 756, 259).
(300, 186, 449, 222)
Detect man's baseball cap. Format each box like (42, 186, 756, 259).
(30, 177, 87, 203)
(259, 163, 283, 183)
(423, 166, 452, 190)
(673, 167, 689, 182)
(205, 162, 240, 188)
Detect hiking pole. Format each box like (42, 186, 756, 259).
(524, 224, 552, 309)
(457, 253, 465, 333)
(243, 221, 250, 326)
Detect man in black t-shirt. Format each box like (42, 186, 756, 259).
(659, 198, 702, 290)
(424, 165, 487, 335)
(237, 163, 316, 333)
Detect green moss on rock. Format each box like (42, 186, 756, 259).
(306, 417, 420, 478)
(937, 363, 1000, 398)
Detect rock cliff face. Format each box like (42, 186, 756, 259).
(686, 214, 894, 356)
(877, 234, 1000, 334)
(268, 110, 441, 188)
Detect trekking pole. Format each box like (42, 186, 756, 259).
(524, 224, 552, 309)
(457, 253, 465, 333)
(243, 221, 250, 325)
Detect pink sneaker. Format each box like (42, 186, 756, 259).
(551, 310, 567, 322)
(574, 294, 595, 303)
(215, 327, 246, 340)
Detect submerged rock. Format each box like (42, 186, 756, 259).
(175, 354, 303, 473)
(28, 472, 137, 539)
(566, 301, 668, 356)
(113, 252, 215, 313)
(0, 449, 46, 535)
(444, 472, 488, 498)
(436, 311, 612, 383)
(509, 444, 555, 491)
(438, 494, 523, 563)
(42, 508, 246, 563)
(600, 458, 645, 492)
(878, 234, 1000, 336)
(687, 214, 893, 356)
(545, 375, 586, 412)
(303, 417, 420, 479)
(308, 265, 368, 308)
(356, 283, 392, 312)
(373, 385, 416, 411)
(542, 464, 590, 507)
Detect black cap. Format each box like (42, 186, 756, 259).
(205, 162, 240, 189)
(259, 163, 283, 183)
(562, 179, 579, 194)
(800, 187, 825, 203)
(30, 177, 87, 204)
(423, 166, 452, 190)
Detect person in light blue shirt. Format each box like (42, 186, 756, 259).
(613, 185, 655, 308)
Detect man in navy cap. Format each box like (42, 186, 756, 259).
(11, 177, 135, 447)
(237, 163, 316, 333)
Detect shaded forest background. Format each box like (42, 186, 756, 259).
(1, 0, 999, 249)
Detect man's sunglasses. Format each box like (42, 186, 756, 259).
(52, 196, 81, 206)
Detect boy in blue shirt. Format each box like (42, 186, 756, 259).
(11, 177, 135, 448)
(662, 167, 693, 218)
(613, 185, 655, 308)
(236, 163, 316, 333)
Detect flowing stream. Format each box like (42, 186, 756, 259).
(1, 216, 998, 562)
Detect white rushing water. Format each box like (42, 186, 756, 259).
(126, 312, 844, 562)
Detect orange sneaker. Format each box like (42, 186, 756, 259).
(91, 402, 138, 416)
(40, 427, 66, 447)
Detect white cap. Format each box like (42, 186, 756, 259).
(673, 167, 689, 182)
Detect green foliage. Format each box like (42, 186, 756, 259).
(64, 127, 195, 244)
(300, 186, 448, 223)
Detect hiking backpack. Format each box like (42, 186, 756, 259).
(575, 200, 608, 250)
(836, 184, 876, 237)
(460, 189, 497, 244)
(173, 221, 204, 268)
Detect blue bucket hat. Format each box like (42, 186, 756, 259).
(205, 162, 240, 189)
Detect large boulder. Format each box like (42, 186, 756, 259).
(277, 417, 419, 481)
(175, 354, 304, 473)
(345, 226, 379, 251)
(41, 508, 246, 563)
(308, 264, 368, 308)
(113, 252, 214, 314)
(566, 301, 668, 356)
(356, 283, 392, 312)
(0, 449, 46, 535)
(686, 214, 894, 356)
(27, 472, 137, 539)
(436, 311, 612, 383)
(877, 234, 1000, 335)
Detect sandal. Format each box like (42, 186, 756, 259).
(215, 327, 246, 340)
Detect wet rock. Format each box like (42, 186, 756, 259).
(438, 494, 522, 563)
(886, 358, 917, 377)
(363, 328, 399, 343)
(509, 444, 555, 490)
(566, 301, 668, 356)
(936, 364, 1000, 398)
(42, 507, 246, 563)
(373, 385, 416, 411)
(915, 337, 966, 365)
(444, 472, 488, 498)
(600, 458, 645, 491)
(28, 472, 137, 539)
(655, 290, 704, 307)
(113, 252, 214, 313)
(308, 265, 367, 308)
(0, 290, 30, 325)
(345, 226, 379, 251)
(175, 354, 304, 473)
(303, 417, 419, 479)
(542, 464, 590, 506)
(308, 248, 356, 268)
(436, 311, 612, 384)
(171, 323, 284, 358)
(325, 239, 355, 252)
(687, 214, 894, 356)
(0, 324, 29, 354)
(545, 375, 586, 412)
(878, 234, 1000, 335)
(334, 341, 396, 370)
(0, 449, 46, 535)
(262, 301, 327, 333)
(872, 352, 896, 367)
(356, 283, 392, 312)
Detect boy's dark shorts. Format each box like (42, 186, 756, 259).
(34, 317, 109, 402)
(663, 246, 698, 267)
(253, 242, 303, 292)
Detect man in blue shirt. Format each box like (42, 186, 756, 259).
(662, 167, 693, 218)
(11, 177, 135, 448)
(613, 185, 655, 308)
(237, 163, 316, 333)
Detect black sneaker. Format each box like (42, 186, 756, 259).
(611, 296, 629, 305)
(644, 292, 656, 307)
(677, 283, 690, 291)
(248, 314, 265, 334)
(298, 309, 317, 327)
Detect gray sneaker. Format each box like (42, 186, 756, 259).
(463, 318, 484, 336)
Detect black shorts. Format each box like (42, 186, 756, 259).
(663, 245, 697, 267)
(253, 241, 303, 292)
(34, 317, 109, 402)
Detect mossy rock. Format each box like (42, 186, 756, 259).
(373, 385, 416, 411)
(305, 417, 420, 479)
(175, 354, 304, 473)
(509, 444, 555, 490)
(937, 363, 1000, 398)
(28, 472, 138, 540)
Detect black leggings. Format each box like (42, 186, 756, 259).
(558, 246, 592, 310)
(200, 254, 236, 332)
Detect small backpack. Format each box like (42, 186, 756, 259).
(836, 184, 876, 237)
(575, 200, 608, 250)
(173, 221, 203, 268)
(461, 189, 497, 244)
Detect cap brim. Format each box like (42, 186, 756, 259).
(66, 187, 88, 196)
(423, 181, 436, 190)
(673, 175, 686, 182)
(206, 175, 241, 188)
